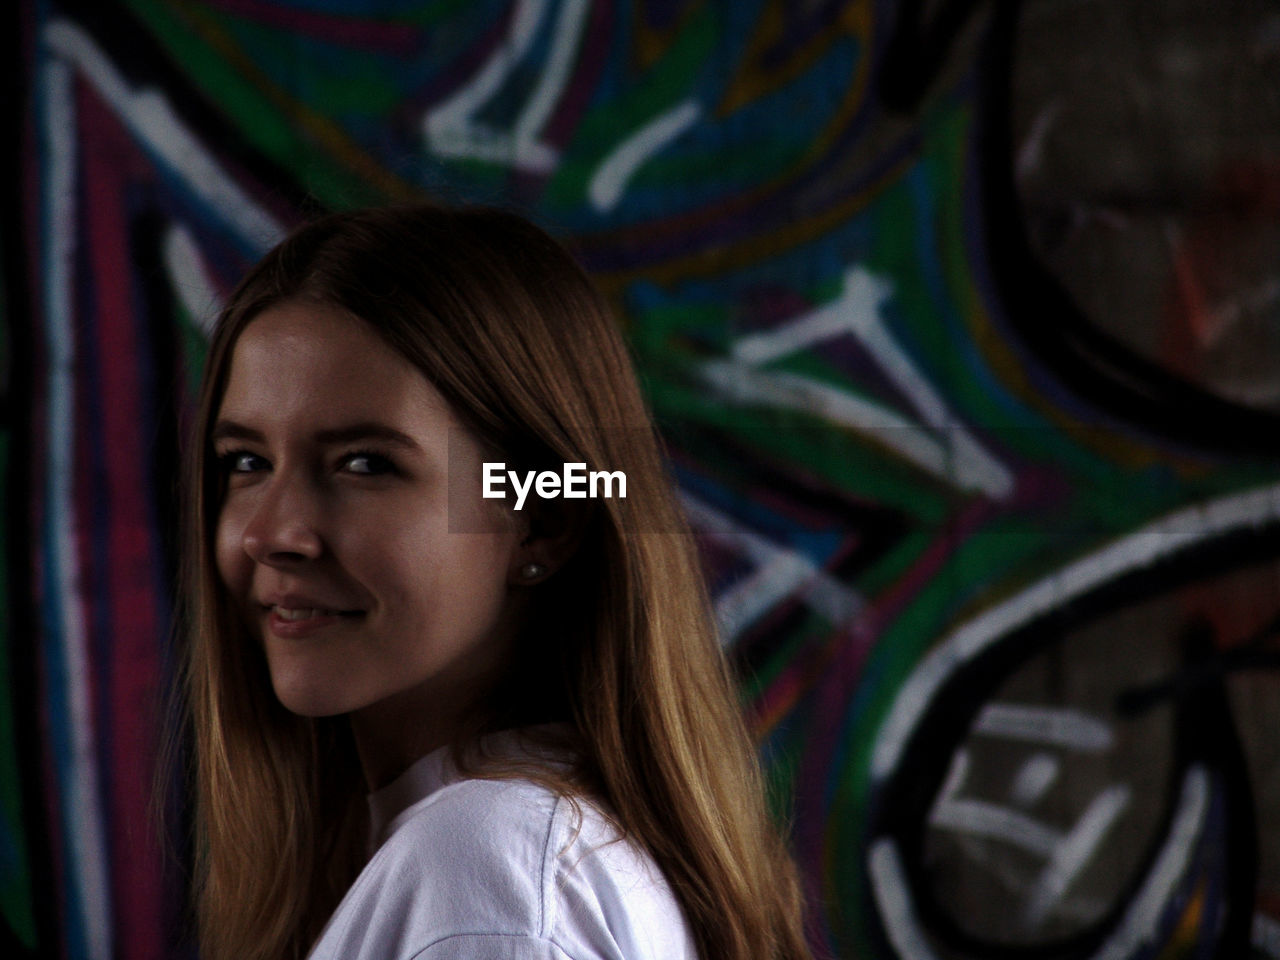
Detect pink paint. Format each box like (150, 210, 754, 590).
(200, 0, 422, 55)
(81, 83, 166, 960)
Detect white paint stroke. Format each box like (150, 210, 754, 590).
(947, 827, 1112, 924)
(871, 768, 1208, 960)
(871, 480, 1280, 782)
(729, 267, 1014, 498)
(44, 21, 284, 252)
(973, 703, 1113, 753)
(42, 55, 112, 960)
(1015, 100, 1061, 183)
(1092, 767, 1207, 960)
(700, 360, 980, 493)
(1253, 912, 1280, 958)
(588, 99, 701, 212)
(734, 268, 895, 366)
(515, 0, 589, 149)
(937, 748, 970, 806)
(713, 551, 821, 642)
(680, 493, 863, 643)
(868, 840, 944, 960)
(1208, 276, 1280, 349)
(839, 269, 1014, 499)
(425, 0, 587, 174)
(163, 223, 222, 336)
(928, 795, 1062, 858)
(1010, 752, 1061, 808)
(425, 0, 546, 159)
(1023, 784, 1130, 928)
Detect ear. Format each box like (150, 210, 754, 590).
(508, 499, 590, 586)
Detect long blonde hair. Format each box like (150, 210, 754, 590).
(181, 204, 811, 960)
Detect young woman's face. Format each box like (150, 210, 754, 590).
(213, 300, 528, 736)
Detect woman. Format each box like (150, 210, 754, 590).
(181, 204, 810, 960)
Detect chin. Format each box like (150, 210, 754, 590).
(270, 678, 366, 718)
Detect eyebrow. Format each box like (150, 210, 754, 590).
(211, 419, 423, 451)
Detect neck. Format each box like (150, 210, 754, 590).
(350, 688, 473, 790)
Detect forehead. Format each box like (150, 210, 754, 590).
(216, 299, 452, 429)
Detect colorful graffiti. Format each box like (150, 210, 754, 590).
(6, 0, 1279, 958)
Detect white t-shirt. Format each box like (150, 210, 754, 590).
(306, 734, 698, 960)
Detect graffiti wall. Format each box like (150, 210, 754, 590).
(6, 0, 1280, 957)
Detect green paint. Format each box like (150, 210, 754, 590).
(543, 4, 718, 206)
(222, 18, 404, 116)
(123, 0, 392, 207)
(624, 133, 812, 200)
(626, 300, 725, 357)
(856, 526, 934, 597)
(631, 297, 956, 527)
(650, 375, 954, 524)
(177, 303, 209, 400)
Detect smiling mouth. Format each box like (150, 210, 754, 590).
(269, 606, 363, 622)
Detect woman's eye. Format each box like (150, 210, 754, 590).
(341, 451, 396, 476)
(219, 450, 267, 474)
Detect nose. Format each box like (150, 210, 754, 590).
(239, 472, 324, 565)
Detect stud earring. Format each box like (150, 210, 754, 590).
(521, 562, 547, 581)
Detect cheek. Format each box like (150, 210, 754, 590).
(213, 506, 247, 589)
(393, 532, 514, 616)
(447, 533, 521, 604)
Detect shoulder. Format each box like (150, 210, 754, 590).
(544, 797, 698, 960)
(308, 776, 696, 960)
(311, 778, 558, 955)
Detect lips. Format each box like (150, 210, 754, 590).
(260, 591, 362, 615)
(258, 593, 364, 638)
(272, 606, 356, 622)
